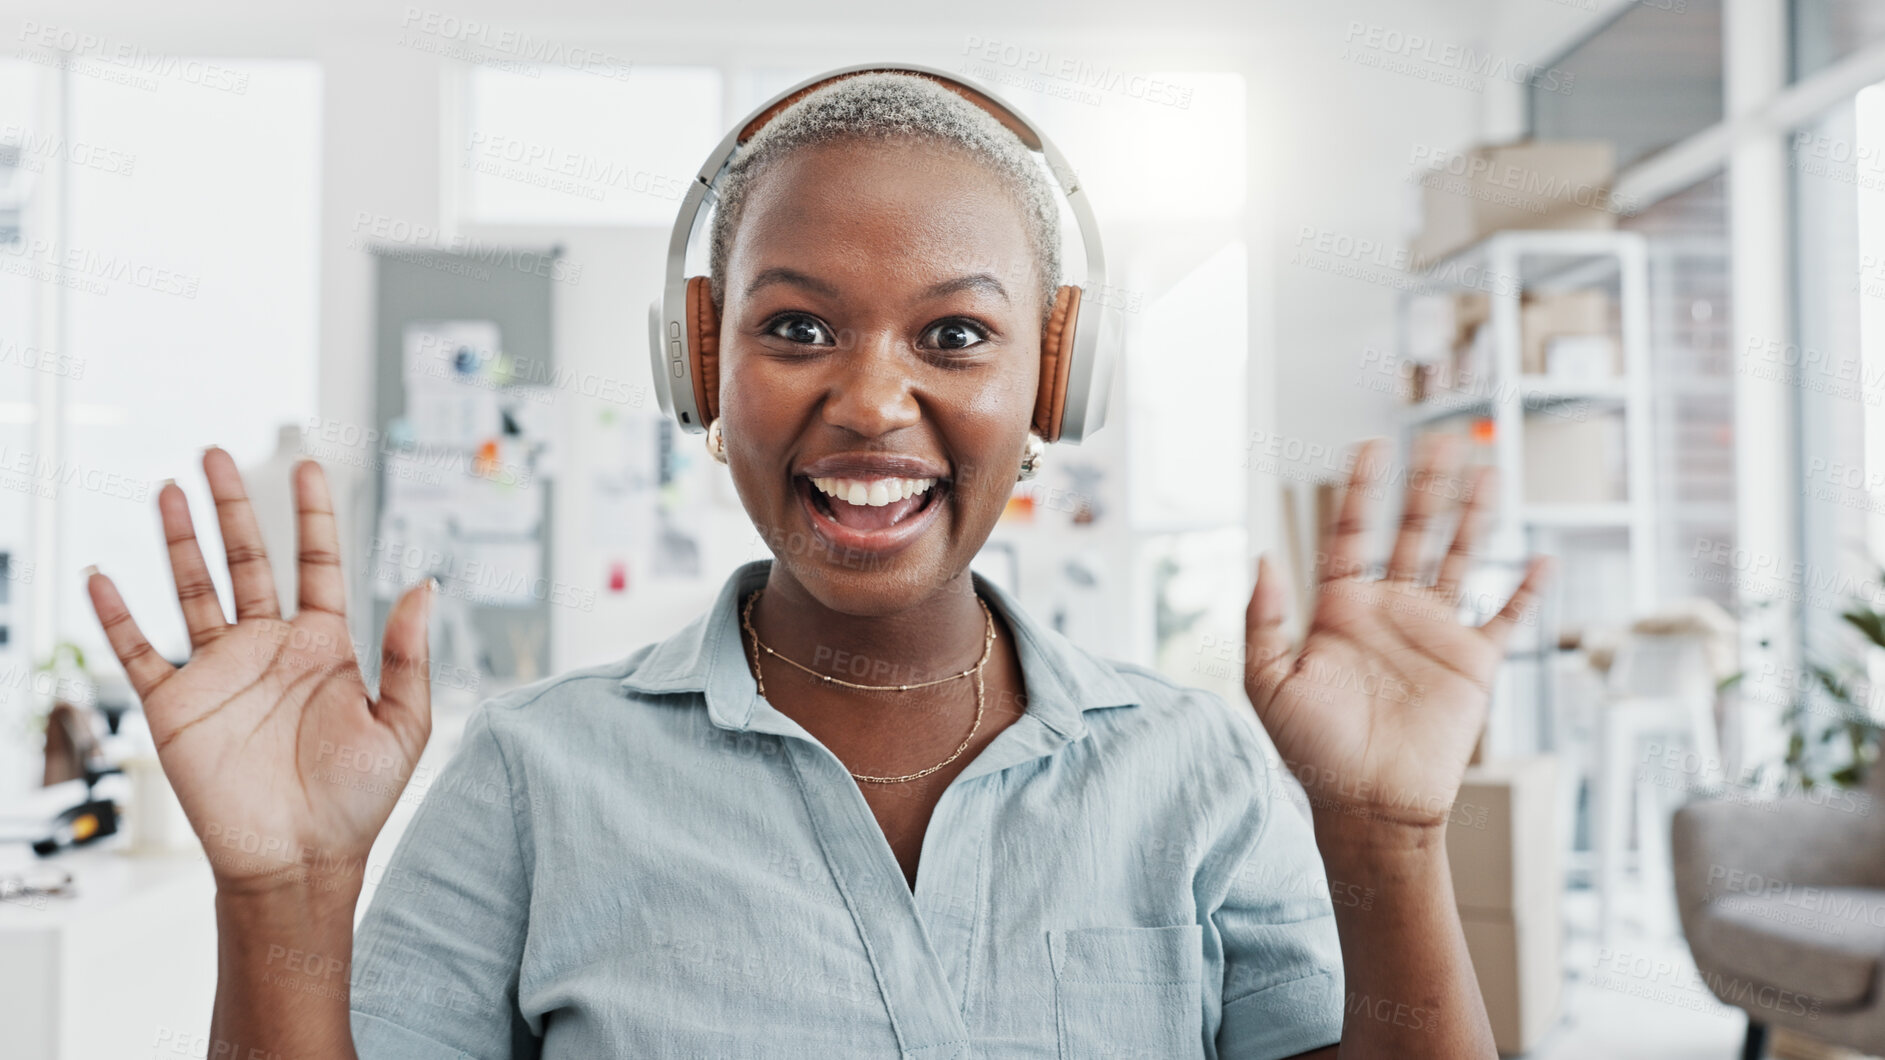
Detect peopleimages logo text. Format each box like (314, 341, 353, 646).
(959, 37, 1193, 109)
(1343, 22, 1576, 94)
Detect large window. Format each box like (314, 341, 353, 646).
(0, 59, 321, 802)
(1793, 100, 1866, 665)
(0, 60, 45, 794)
(1858, 85, 1885, 567)
(1788, 83, 1885, 726)
(61, 61, 323, 658)
(1621, 172, 1736, 608)
(1529, 0, 1725, 170)
(1793, 0, 1885, 82)
(460, 65, 722, 226)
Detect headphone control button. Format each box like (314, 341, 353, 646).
(668, 320, 680, 338)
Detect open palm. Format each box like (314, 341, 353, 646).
(85, 449, 434, 894)
(1244, 436, 1551, 828)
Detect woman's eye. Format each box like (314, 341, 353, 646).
(923, 320, 987, 352)
(767, 314, 835, 346)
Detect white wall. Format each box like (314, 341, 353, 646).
(1261, 0, 1485, 547)
(1259, 0, 1641, 559)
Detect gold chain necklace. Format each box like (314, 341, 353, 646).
(740, 588, 996, 785)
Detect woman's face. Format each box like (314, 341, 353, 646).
(718, 136, 1044, 616)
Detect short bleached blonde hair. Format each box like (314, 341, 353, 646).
(707, 71, 1063, 328)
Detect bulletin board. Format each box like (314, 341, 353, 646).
(366, 244, 560, 686)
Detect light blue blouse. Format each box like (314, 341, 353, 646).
(349, 558, 1345, 1058)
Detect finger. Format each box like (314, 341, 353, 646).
(1243, 553, 1295, 706)
(1384, 432, 1463, 584)
(203, 446, 280, 622)
(376, 578, 436, 760)
(159, 480, 231, 650)
(294, 460, 347, 617)
(84, 567, 176, 701)
(1323, 438, 1387, 582)
(1434, 464, 1497, 601)
(1480, 555, 1555, 648)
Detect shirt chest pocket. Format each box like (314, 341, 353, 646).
(1046, 924, 1204, 1060)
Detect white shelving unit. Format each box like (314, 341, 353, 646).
(1396, 230, 1658, 754)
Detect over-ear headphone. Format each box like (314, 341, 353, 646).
(647, 61, 1118, 445)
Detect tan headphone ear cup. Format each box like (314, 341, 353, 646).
(1031, 285, 1081, 443)
(684, 275, 721, 425)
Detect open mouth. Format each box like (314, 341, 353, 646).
(794, 473, 950, 552)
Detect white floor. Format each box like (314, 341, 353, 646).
(1520, 888, 1748, 1060)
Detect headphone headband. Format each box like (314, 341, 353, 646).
(738, 69, 1043, 151)
(647, 62, 1117, 443)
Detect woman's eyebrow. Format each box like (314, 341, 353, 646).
(921, 273, 1009, 303)
(746, 266, 838, 298)
(745, 267, 1010, 304)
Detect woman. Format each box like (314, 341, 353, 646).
(84, 72, 1548, 1058)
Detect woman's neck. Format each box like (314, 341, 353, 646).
(749, 565, 992, 689)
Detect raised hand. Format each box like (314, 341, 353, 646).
(1244, 434, 1552, 829)
(84, 448, 434, 896)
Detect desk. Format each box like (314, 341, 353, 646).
(0, 706, 477, 1059)
(0, 835, 216, 1060)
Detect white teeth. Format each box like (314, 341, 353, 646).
(809, 476, 937, 508)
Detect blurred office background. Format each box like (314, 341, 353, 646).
(2, 0, 1884, 1057)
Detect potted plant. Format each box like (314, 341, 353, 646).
(33, 641, 100, 787)
(1728, 576, 1885, 791)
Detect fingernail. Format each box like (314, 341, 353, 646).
(80, 564, 98, 579)
(157, 477, 175, 491)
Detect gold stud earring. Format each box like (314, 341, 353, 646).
(705, 418, 728, 465)
(1017, 430, 1045, 481)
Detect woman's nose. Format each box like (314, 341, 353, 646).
(820, 330, 922, 438)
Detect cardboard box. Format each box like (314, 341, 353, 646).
(1448, 757, 1562, 1056)
(1453, 291, 1491, 344)
(1411, 140, 1619, 267)
(1770, 1027, 1881, 1060)
(1448, 757, 1559, 916)
(1546, 335, 1620, 380)
(1522, 411, 1627, 505)
(1404, 292, 1495, 404)
(1409, 361, 1434, 404)
(1461, 912, 1562, 1056)
(1521, 290, 1614, 375)
(1406, 294, 1460, 363)
(1453, 315, 1495, 389)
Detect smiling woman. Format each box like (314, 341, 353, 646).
(81, 63, 1546, 1060)
(722, 134, 1043, 600)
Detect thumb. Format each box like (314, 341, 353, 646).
(377, 577, 435, 759)
(1244, 553, 1294, 707)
